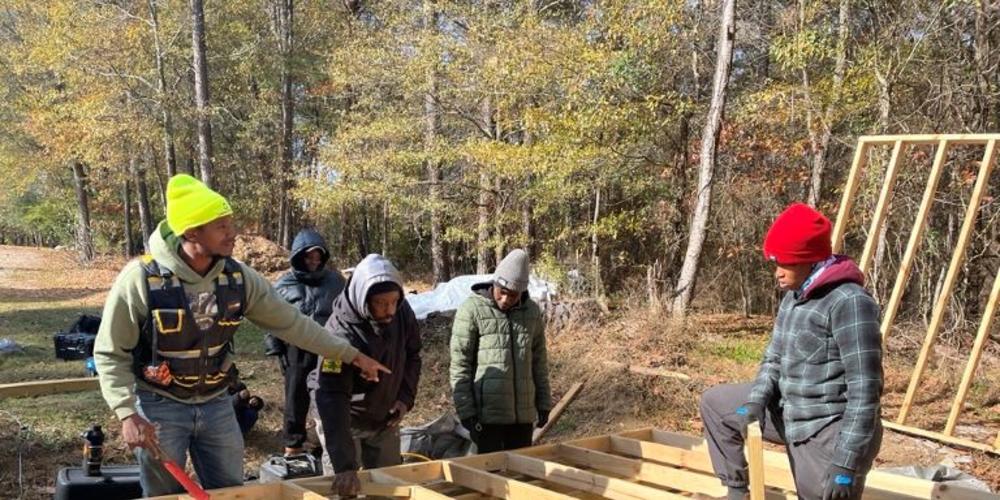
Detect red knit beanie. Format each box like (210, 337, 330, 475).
(762, 203, 832, 265)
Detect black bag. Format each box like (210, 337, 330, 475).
(401, 412, 474, 460)
(258, 453, 322, 483)
(54, 314, 102, 361)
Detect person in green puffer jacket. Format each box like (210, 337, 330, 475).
(449, 249, 552, 452)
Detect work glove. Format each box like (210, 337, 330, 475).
(726, 403, 764, 439)
(461, 417, 481, 443)
(822, 465, 856, 500)
(536, 410, 550, 429)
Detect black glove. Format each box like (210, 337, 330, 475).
(461, 417, 481, 443)
(726, 402, 764, 439)
(536, 410, 550, 429)
(822, 465, 856, 500)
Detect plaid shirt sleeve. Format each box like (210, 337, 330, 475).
(830, 292, 883, 471)
(746, 323, 782, 407)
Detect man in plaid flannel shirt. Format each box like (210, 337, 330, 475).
(700, 203, 884, 500)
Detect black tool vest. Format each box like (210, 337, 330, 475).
(133, 255, 246, 399)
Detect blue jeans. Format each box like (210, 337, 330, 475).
(135, 390, 244, 496)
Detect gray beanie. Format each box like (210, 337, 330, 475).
(494, 249, 530, 293)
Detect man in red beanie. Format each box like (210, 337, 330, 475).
(700, 203, 883, 500)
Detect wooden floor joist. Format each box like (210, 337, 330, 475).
(0, 376, 99, 398)
(147, 427, 996, 500)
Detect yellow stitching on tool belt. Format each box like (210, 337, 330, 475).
(153, 309, 185, 334)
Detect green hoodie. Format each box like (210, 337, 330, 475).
(94, 222, 360, 420)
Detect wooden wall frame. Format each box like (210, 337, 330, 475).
(830, 133, 1000, 455)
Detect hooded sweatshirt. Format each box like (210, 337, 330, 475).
(93, 221, 360, 420)
(311, 254, 421, 472)
(746, 255, 882, 472)
(273, 229, 346, 327)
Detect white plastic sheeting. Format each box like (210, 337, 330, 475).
(407, 274, 557, 320)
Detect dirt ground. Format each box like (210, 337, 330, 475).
(0, 244, 998, 498)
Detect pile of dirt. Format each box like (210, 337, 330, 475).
(233, 235, 288, 274)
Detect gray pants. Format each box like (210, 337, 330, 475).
(700, 383, 882, 500)
(310, 404, 401, 475)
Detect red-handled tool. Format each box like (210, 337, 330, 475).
(146, 442, 211, 500)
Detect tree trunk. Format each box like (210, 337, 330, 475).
(151, 153, 167, 212)
(381, 200, 389, 257)
(71, 161, 95, 261)
(424, 0, 445, 283)
(870, 70, 892, 301)
(190, 0, 214, 187)
(522, 195, 534, 257)
(806, 0, 850, 207)
(123, 176, 134, 257)
(972, 0, 992, 129)
(521, 128, 535, 257)
(274, 0, 295, 249)
(591, 188, 603, 298)
(672, 0, 736, 318)
(477, 170, 491, 274)
(494, 176, 505, 265)
(148, 0, 178, 177)
(132, 153, 154, 251)
(358, 201, 370, 259)
(476, 98, 494, 274)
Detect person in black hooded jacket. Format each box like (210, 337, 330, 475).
(309, 253, 421, 497)
(264, 229, 347, 455)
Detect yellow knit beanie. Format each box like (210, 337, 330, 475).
(166, 174, 233, 236)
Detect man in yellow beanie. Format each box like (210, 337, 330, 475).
(94, 174, 390, 496)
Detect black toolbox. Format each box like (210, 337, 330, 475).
(54, 465, 143, 500)
(53, 314, 101, 361)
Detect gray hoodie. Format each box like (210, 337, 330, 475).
(311, 254, 422, 472)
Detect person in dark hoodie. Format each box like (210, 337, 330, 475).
(450, 249, 552, 453)
(264, 229, 347, 455)
(310, 253, 421, 497)
(700, 203, 883, 500)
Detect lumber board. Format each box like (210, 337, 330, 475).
(858, 140, 904, 275)
(883, 420, 999, 455)
(0, 377, 99, 398)
(373, 460, 446, 484)
(746, 425, 765, 500)
(832, 140, 871, 253)
(533, 382, 585, 444)
(410, 485, 459, 500)
(944, 266, 1000, 436)
(442, 460, 575, 500)
(898, 139, 998, 424)
(600, 361, 691, 381)
(556, 443, 727, 497)
(505, 452, 688, 500)
(879, 139, 950, 343)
